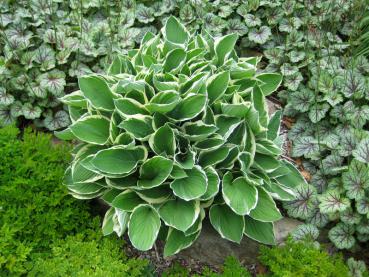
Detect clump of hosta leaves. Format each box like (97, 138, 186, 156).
(284, 55, 369, 249)
(57, 17, 305, 256)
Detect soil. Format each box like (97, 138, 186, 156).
(122, 238, 264, 276)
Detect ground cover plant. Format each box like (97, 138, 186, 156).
(1, 0, 369, 272)
(280, 0, 369, 249)
(0, 125, 152, 276)
(259, 239, 352, 277)
(284, 54, 369, 249)
(0, 0, 362, 131)
(28, 233, 150, 277)
(58, 16, 306, 256)
(0, 125, 95, 275)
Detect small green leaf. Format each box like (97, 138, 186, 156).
(215, 33, 238, 66)
(158, 199, 200, 232)
(249, 187, 282, 222)
(353, 138, 369, 163)
(128, 205, 161, 251)
(207, 71, 230, 103)
(79, 75, 116, 111)
(164, 16, 189, 44)
(170, 166, 207, 200)
(91, 146, 146, 175)
(256, 73, 282, 96)
(164, 228, 199, 257)
(328, 223, 355, 249)
(70, 116, 110, 145)
(138, 156, 173, 188)
(244, 216, 275, 245)
(318, 190, 350, 214)
(222, 175, 258, 215)
(209, 204, 245, 243)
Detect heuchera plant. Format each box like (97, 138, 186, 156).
(0, 0, 360, 130)
(57, 17, 305, 256)
(284, 55, 369, 250)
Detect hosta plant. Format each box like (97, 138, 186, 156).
(57, 17, 305, 256)
(284, 55, 369, 249)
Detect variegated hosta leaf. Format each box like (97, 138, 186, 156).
(210, 204, 245, 243)
(128, 204, 161, 251)
(57, 17, 300, 255)
(244, 216, 275, 245)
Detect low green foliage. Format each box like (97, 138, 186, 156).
(59, 16, 305, 256)
(0, 0, 362, 131)
(259, 239, 351, 277)
(28, 233, 149, 277)
(0, 125, 95, 275)
(284, 55, 369, 249)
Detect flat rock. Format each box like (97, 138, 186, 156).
(266, 98, 281, 116)
(176, 218, 302, 266)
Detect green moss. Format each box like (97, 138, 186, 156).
(28, 233, 149, 277)
(0, 126, 96, 275)
(259, 239, 351, 277)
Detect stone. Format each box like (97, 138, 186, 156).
(266, 98, 281, 116)
(176, 218, 302, 266)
